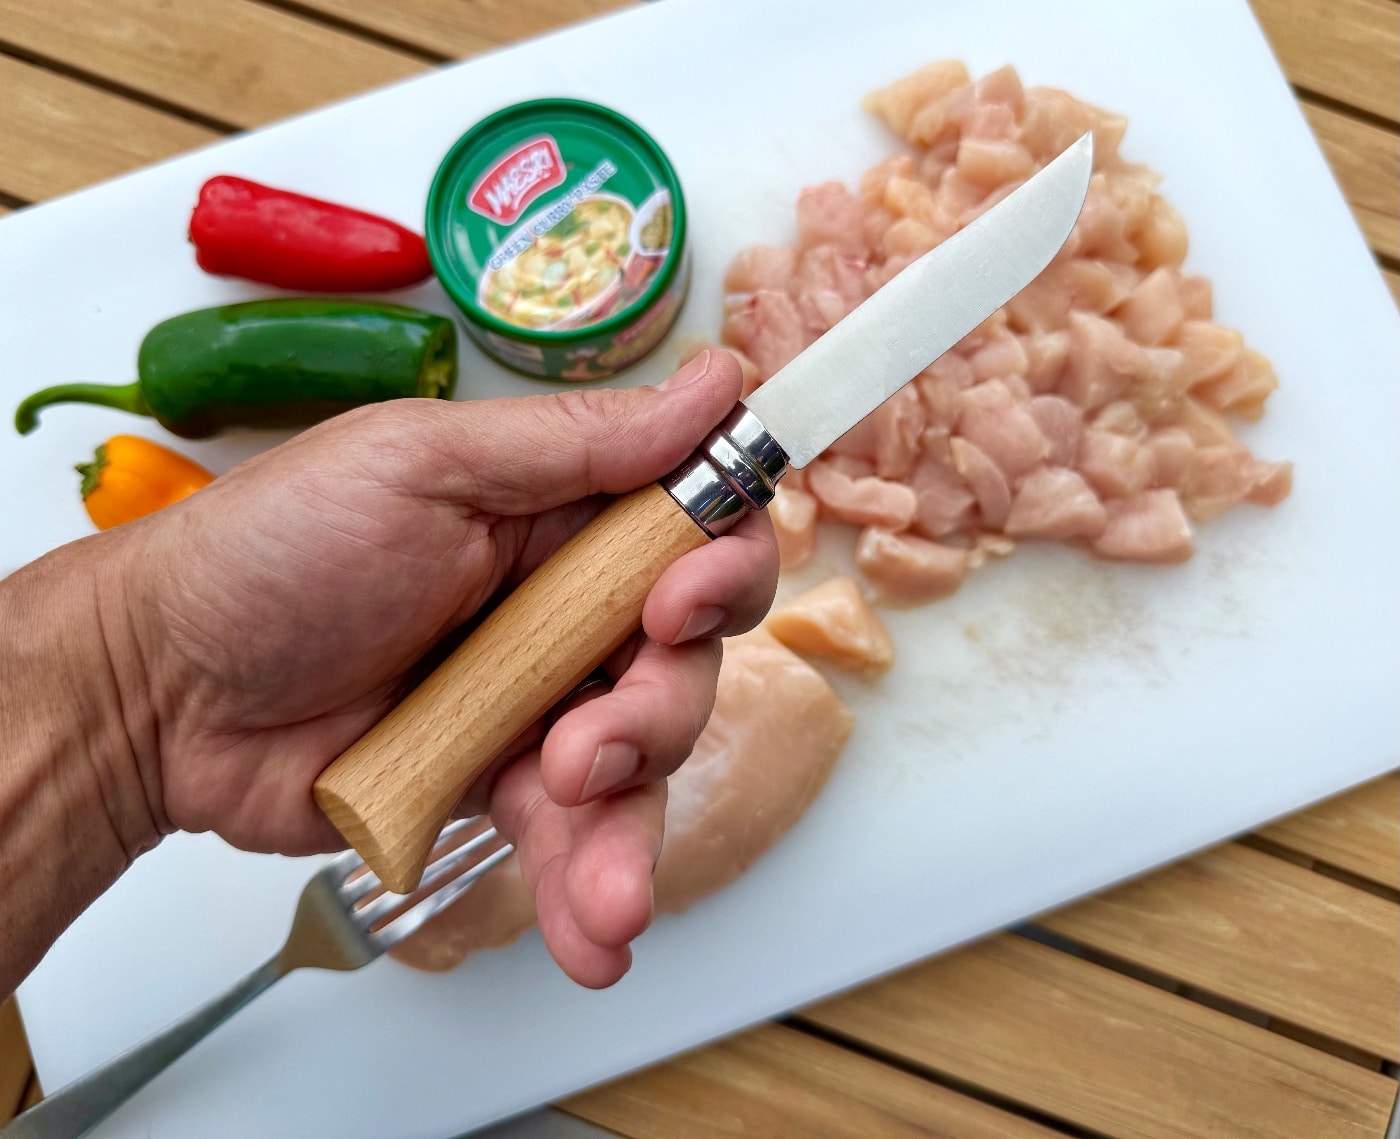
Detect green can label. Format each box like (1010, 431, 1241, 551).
(427, 100, 689, 381)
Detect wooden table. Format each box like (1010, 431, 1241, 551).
(1, 1, 1396, 1134)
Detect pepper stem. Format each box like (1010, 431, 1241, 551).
(14, 382, 150, 435)
(74, 443, 109, 500)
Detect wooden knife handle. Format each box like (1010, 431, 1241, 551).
(313, 482, 710, 893)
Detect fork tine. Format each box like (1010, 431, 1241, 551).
(369, 843, 514, 951)
(335, 817, 483, 904)
(352, 826, 507, 928)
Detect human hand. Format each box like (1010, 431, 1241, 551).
(100, 349, 775, 986)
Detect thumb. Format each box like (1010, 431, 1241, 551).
(408, 349, 744, 516)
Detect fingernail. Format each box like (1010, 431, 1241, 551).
(580, 741, 641, 801)
(676, 605, 726, 643)
(660, 349, 711, 391)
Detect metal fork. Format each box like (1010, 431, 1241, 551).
(1, 819, 512, 1139)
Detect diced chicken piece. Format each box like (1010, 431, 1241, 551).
(909, 456, 977, 539)
(1178, 444, 1254, 522)
(766, 577, 895, 674)
(1145, 427, 1195, 487)
(863, 206, 895, 252)
(856, 528, 970, 602)
(909, 82, 976, 148)
(924, 350, 976, 390)
(1085, 105, 1128, 166)
(956, 138, 1035, 188)
(1029, 395, 1084, 465)
(1053, 258, 1142, 314)
(1092, 489, 1194, 564)
(1174, 320, 1245, 387)
(954, 308, 1009, 354)
(1079, 429, 1154, 497)
(1062, 311, 1150, 410)
(796, 182, 869, 257)
(721, 289, 814, 381)
(1178, 274, 1214, 320)
(1193, 347, 1278, 421)
(1023, 330, 1072, 391)
(958, 379, 1048, 479)
(1135, 195, 1188, 269)
(1005, 467, 1108, 540)
(862, 59, 971, 140)
(882, 217, 941, 260)
(884, 175, 947, 231)
(1092, 400, 1148, 440)
(1169, 399, 1233, 450)
(1246, 460, 1293, 506)
(976, 532, 1017, 558)
(1001, 374, 1033, 401)
(859, 153, 916, 206)
(1072, 175, 1139, 263)
(794, 245, 868, 308)
(870, 384, 925, 480)
(1104, 168, 1153, 234)
(1019, 87, 1095, 162)
(771, 485, 819, 570)
(915, 370, 965, 432)
(393, 631, 854, 972)
(1117, 266, 1185, 346)
(950, 436, 1012, 528)
(723, 245, 798, 294)
(1133, 347, 1191, 424)
(975, 64, 1025, 110)
(969, 329, 1031, 383)
(961, 101, 1020, 144)
(806, 459, 918, 530)
(1007, 274, 1072, 334)
(936, 167, 990, 218)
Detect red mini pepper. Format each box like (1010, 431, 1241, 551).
(188, 175, 433, 292)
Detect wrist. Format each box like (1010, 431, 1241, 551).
(0, 529, 168, 992)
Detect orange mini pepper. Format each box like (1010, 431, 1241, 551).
(76, 434, 214, 530)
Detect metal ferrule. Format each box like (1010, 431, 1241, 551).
(661, 404, 789, 536)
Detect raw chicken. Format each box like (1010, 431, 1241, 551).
(391, 630, 854, 973)
(716, 60, 1290, 606)
(765, 576, 895, 675)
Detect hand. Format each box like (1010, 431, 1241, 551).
(101, 349, 776, 987)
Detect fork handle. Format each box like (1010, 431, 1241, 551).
(0, 957, 284, 1139)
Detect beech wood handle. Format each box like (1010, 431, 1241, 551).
(312, 482, 710, 893)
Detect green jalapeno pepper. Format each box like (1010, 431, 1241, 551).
(15, 298, 458, 438)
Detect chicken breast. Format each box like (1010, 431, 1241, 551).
(390, 631, 853, 973)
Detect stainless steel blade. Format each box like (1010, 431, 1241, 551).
(744, 132, 1094, 468)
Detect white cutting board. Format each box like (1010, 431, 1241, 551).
(6, 1, 1397, 1135)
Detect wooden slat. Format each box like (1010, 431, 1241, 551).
(0, 999, 32, 1126)
(802, 935, 1396, 1139)
(19, 1073, 40, 1113)
(1251, 0, 1399, 121)
(563, 1022, 1062, 1139)
(1304, 100, 1400, 260)
(1258, 774, 1400, 890)
(1037, 842, 1399, 1060)
(0, 54, 218, 203)
(0, 0, 423, 131)
(287, 0, 632, 60)
(1385, 267, 1400, 307)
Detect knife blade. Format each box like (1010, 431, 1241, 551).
(314, 134, 1094, 893)
(749, 132, 1094, 467)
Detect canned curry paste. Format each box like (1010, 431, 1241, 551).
(426, 99, 690, 381)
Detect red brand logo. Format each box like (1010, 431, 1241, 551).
(468, 136, 566, 225)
